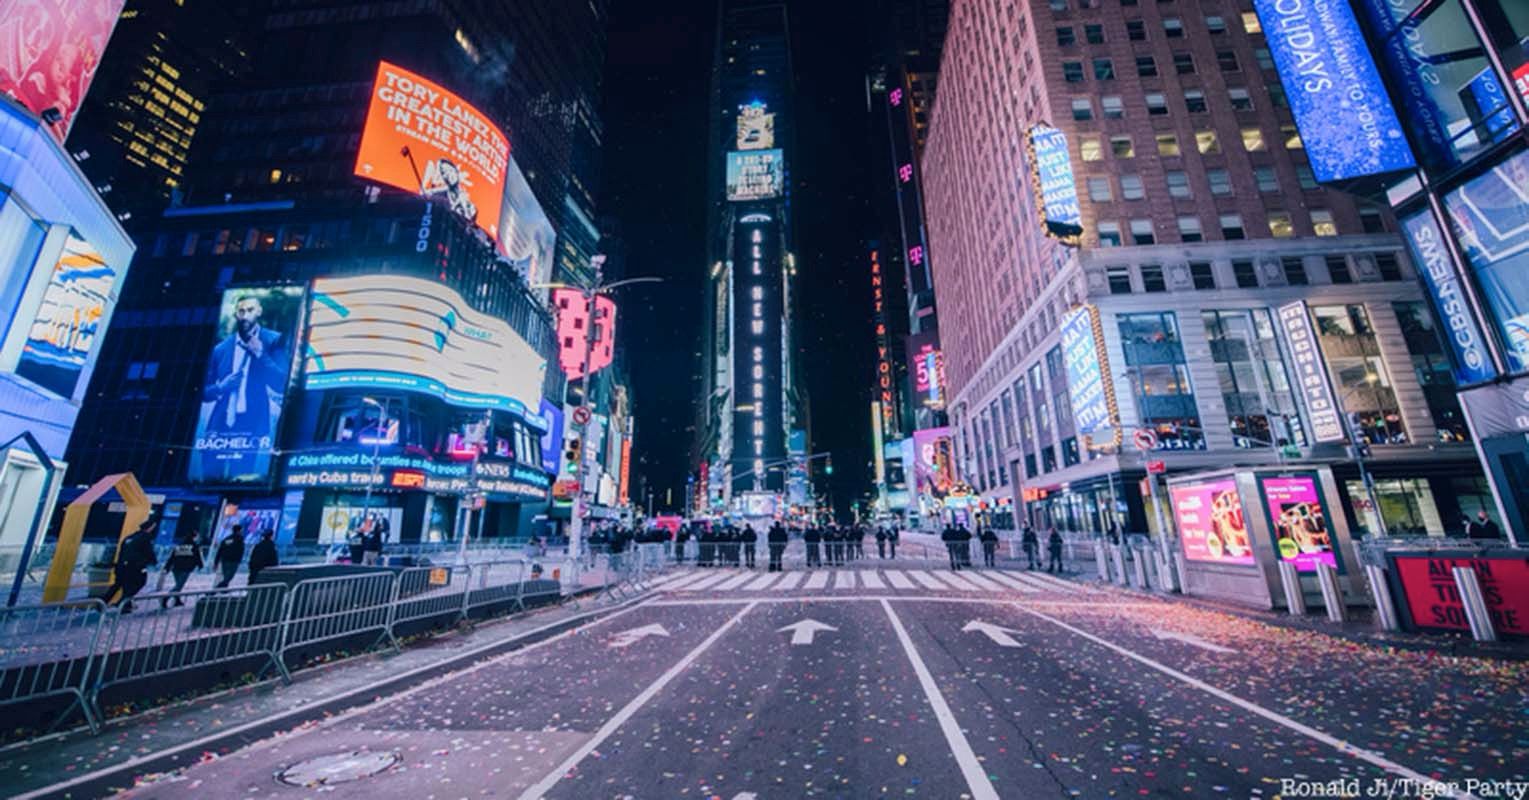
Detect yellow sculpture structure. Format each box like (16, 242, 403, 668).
(42, 473, 151, 604)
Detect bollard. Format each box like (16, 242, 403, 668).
(1094, 540, 1110, 582)
(1316, 562, 1346, 623)
(1364, 564, 1402, 632)
(1451, 566, 1497, 643)
(1156, 551, 1178, 593)
(1131, 548, 1147, 589)
(1278, 560, 1306, 616)
(1173, 550, 1189, 595)
(1110, 545, 1127, 586)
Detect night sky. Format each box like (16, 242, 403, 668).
(602, 1, 880, 517)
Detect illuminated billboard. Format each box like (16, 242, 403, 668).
(1442, 149, 1529, 374)
(353, 61, 509, 241)
(1025, 125, 1082, 242)
(305, 276, 545, 416)
(912, 427, 956, 503)
(15, 233, 115, 399)
(1059, 305, 1118, 441)
(1170, 478, 1255, 566)
(190, 286, 306, 485)
(1399, 208, 1497, 386)
(907, 330, 945, 409)
(551, 288, 616, 380)
(736, 101, 775, 150)
(499, 157, 556, 289)
(1277, 301, 1345, 443)
(726, 149, 784, 201)
(0, 0, 125, 141)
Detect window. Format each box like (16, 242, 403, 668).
(1107, 265, 1133, 294)
(1203, 309, 1307, 450)
(1080, 135, 1103, 160)
(1072, 98, 1093, 120)
(1207, 168, 1231, 194)
(1050, 0, 1067, 9)
(1094, 58, 1115, 80)
(1166, 170, 1191, 197)
(1360, 207, 1387, 234)
(1131, 218, 1156, 245)
(1233, 259, 1259, 287)
(1311, 304, 1409, 445)
(1254, 166, 1279, 192)
(1206, 14, 1227, 33)
(1064, 61, 1085, 82)
(1375, 252, 1403, 281)
(1311, 209, 1337, 236)
(1164, 17, 1184, 37)
(1216, 49, 1240, 72)
(1282, 256, 1309, 284)
(1173, 52, 1196, 74)
(1097, 221, 1123, 247)
(1110, 135, 1135, 157)
(1142, 263, 1167, 292)
(1085, 23, 1105, 43)
(1241, 11, 1261, 33)
(1146, 93, 1169, 116)
(1057, 26, 1076, 46)
(1228, 87, 1254, 110)
(1241, 127, 1266, 151)
(1195, 129, 1219, 153)
(1255, 47, 1274, 70)
(1178, 215, 1204, 242)
(1088, 176, 1114, 201)
(1281, 125, 1303, 150)
(1118, 312, 1203, 450)
(1268, 211, 1294, 238)
(1136, 55, 1158, 77)
(1120, 174, 1145, 199)
(1127, 19, 1146, 40)
(1184, 89, 1207, 112)
(1220, 213, 1245, 239)
(1190, 261, 1216, 289)
(1154, 133, 1179, 156)
(1267, 84, 1288, 109)
(1326, 255, 1353, 284)
(1295, 164, 1318, 189)
(1102, 95, 1125, 118)
(1394, 301, 1470, 442)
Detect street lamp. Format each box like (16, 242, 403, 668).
(361, 396, 386, 516)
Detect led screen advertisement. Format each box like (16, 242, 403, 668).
(725, 149, 784, 201)
(1059, 305, 1114, 438)
(538, 399, 564, 475)
(551, 289, 616, 380)
(1256, 473, 1336, 572)
(1442, 148, 1529, 374)
(907, 330, 945, 408)
(1399, 208, 1498, 386)
(0, 0, 124, 141)
(1170, 478, 1255, 566)
(14, 233, 115, 399)
(736, 101, 774, 150)
(190, 287, 306, 485)
(305, 275, 545, 416)
(353, 61, 510, 242)
(1025, 125, 1082, 242)
(911, 427, 956, 503)
(499, 157, 556, 290)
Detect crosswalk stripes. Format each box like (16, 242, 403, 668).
(1024, 572, 1088, 594)
(932, 571, 982, 592)
(859, 570, 886, 589)
(647, 570, 696, 589)
(803, 571, 829, 590)
(682, 571, 740, 592)
(833, 570, 857, 590)
(771, 572, 803, 591)
(906, 570, 947, 590)
(659, 571, 717, 591)
(884, 570, 915, 589)
(652, 566, 1098, 596)
(743, 572, 778, 591)
(982, 571, 1042, 593)
(713, 571, 759, 592)
(957, 571, 1004, 592)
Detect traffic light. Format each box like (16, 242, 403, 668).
(825, 455, 834, 475)
(563, 437, 583, 473)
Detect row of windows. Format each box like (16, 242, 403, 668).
(1082, 128, 1301, 161)
(1093, 209, 1339, 247)
(1082, 164, 1325, 203)
(1102, 253, 1405, 295)
(1049, 0, 1263, 39)
(1056, 18, 1263, 48)
(1070, 85, 1261, 120)
(1061, 48, 1266, 80)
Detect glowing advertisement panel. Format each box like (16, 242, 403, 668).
(538, 399, 564, 475)
(1257, 473, 1337, 572)
(1277, 301, 1345, 442)
(736, 101, 774, 150)
(0, 0, 125, 141)
(353, 61, 509, 241)
(1170, 478, 1255, 566)
(305, 276, 545, 416)
(1252, 0, 1415, 183)
(726, 149, 784, 201)
(1059, 305, 1111, 436)
(15, 233, 114, 398)
(912, 427, 956, 503)
(498, 157, 556, 287)
(190, 287, 306, 485)
(1442, 148, 1529, 374)
(1400, 208, 1498, 386)
(1025, 125, 1082, 241)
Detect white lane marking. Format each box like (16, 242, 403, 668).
(907, 570, 946, 590)
(958, 571, 1005, 592)
(982, 572, 1039, 593)
(643, 596, 1162, 608)
(1017, 605, 1479, 800)
(733, 793, 758, 800)
(962, 620, 1023, 648)
(1006, 573, 1060, 593)
(859, 570, 886, 589)
(645, 571, 694, 589)
(881, 599, 1000, 800)
(932, 571, 981, 591)
(803, 571, 830, 590)
(778, 618, 836, 645)
(519, 602, 759, 800)
(1024, 572, 1085, 594)
(771, 572, 803, 591)
(713, 572, 759, 592)
(657, 571, 712, 591)
(884, 570, 915, 590)
(744, 572, 780, 591)
(680, 571, 738, 592)
(833, 570, 858, 590)
(1150, 628, 1236, 654)
(608, 623, 669, 648)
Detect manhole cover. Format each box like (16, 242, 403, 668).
(275, 750, 400, 787)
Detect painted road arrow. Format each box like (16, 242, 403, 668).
(608, 623, 670, 648)
(777, 619, 838, 645)
(962, 620, 1024, 648)
(1150, 628, 1235, 654)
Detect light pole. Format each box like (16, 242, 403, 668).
(361, 396, 386, 517)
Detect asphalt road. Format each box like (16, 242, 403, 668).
(115, 567, 1529, 799)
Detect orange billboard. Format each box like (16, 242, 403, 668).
(353, 61, 509, 242)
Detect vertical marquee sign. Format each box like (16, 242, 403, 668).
(1059, 305, 1120, 450)
(871, 248, 897, 436)
(1026, 124, 1083, 243)
(1277, 301, 1344, 443)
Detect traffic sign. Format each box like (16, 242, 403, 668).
(1133, 428, 1158, 451)
(572, 406, 592, 426)
(1146, 459, 1166, 474)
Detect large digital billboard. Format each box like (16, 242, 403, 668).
(736, 101, 774, 150)
(190, 286, 306, 485)
(353, 61, 509, 242)
(1170, 478, 1255, 566)
(1025, 125, 1082, 242)
(551, 288, 616, 380)
(1059, 305, 1115, 438)
(0, 0, 124, 141)
(499, 157, 556, 289)
(1257, 473, 1337, 572)
(907, 330, 946, 409)
(15, 233, 115, 399)
(1400, 208, 1498, 386)
(305, 276, 545, 416)
(1442, 148, 1529, 374)
(726, 149, 784, 201)
(912, 427, 956, 503)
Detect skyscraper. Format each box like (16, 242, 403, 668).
(695, 0, 806, 510)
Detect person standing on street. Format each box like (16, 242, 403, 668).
(805, 526, 822, 568)
(161, 529, 204, 608)
(248, 529, 278, 584)
(888, 526, 899, 559)
(1021, 525, 1040, 570)
(875, 527, 887, 559)
(109, 519, 159, 613)
(214, 524, 246, 588)
(743, 524, 759, 569)
(942, 526, 960, 570)
(675, 524, 692, 563)
(362, 520, 383, 565)
(1047, 529, 1065, 573)
(768, 522, 788, 572)
(980, 527, 999, 568)
(1466, 510, 1503, 541)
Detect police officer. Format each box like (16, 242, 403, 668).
(979, 526, 999, 568)
(875, 527, 888, 559)
(767, 522, 788, 572)
(804, 525, 822, 568)
(742, 524, 759, 569)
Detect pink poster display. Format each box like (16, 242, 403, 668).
(0, 0, 126, 140)
(1170, 478, 1255, 565)
(1260, 475, 1336, 571)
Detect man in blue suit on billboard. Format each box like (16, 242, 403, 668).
(196, 294, 289, 481)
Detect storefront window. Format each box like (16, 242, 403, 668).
(1203, 309, 1307, 449)
(1345, 478, 1440, 537)
(1118, 312, 1204, 449)
(1393, 301, 1471, 442)
(1442, 148, 1529, 374)
(1311, 305, 1409, 444)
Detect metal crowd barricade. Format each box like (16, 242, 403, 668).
(90, 584, 291, 715)
(0, 599, 109, 733)
(278, 572, 399, 663)
(463, 559, 529, 617)
(389, 565, 470, 633)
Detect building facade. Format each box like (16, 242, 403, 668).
(923, 0, 1493, 539)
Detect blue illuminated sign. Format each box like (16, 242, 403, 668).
(1254, 0, 1415, 183)
(1060, 306, 1110, 436)
(1026, 125, 1082, 241)
(1400, 209, 1499, 387)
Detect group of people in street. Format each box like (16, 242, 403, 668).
(346, 512, 389, 566)
(1020, 525, 1066, 573)
(106, 520, 278, 613)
